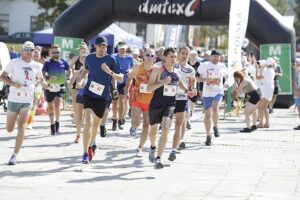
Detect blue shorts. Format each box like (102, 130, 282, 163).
(202, 94, 223, 111)
(76, 94, 84, 104)
(295, 98, 300, 106)
(8, 101, 32, 113)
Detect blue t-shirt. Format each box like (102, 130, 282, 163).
(113, 54, 133, 85)
(42, 59, 69, 85)
(9, 51, 18, 60)
(83, 53, 120, 100)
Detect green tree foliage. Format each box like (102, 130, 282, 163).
(266, 0, 287, 15)
(33, 0, 73, 29)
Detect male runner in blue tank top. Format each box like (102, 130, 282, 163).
(147, 47, 194, 169)
(76, 36, 123, 164)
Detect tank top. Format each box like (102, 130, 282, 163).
(75, 58, 83, 71)
(243, 78, 257, 94)
(149, 65, 180, 109)
(131, 63, 154, 104)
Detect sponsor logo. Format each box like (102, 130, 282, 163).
(139, 0, 201, 17)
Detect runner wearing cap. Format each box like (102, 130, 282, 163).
(76, 36, 123, 164)
(0, 41, 47, 165)
(127, 48, 155, 156)
(42, 45, 70, 135)
(197, 50, 228, 146)
(147, 47, 192, 169)
(111, 42, 134, 131)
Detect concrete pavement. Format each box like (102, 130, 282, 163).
(0, 106, 299, 200)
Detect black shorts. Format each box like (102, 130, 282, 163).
(76, 94, 84, 104)
(83, 95, 107, 118)
(248, 90, 261, 105)
(199, 82, 203, 91)
(175, 100, 188, 113)
(44, 89, 65, 103)
(273, 87, 279, 95)
(189, 92, 199, 103)
(117, 83, 126, 95)
(149, 106, 175, 125)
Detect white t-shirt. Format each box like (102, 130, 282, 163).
(176, 63, 195, 100)
(5, 58, 43, 103)
(197, 61, 228, 97)
(262, 67, 275, 85)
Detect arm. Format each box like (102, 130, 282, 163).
(127, 64, 139, 79)
(256, 64, 264, 80)
(0, 71, 22, 88)
(234, 80, 246, 99)
(101, 63, 123, 83)
(147, 68, 166, 92)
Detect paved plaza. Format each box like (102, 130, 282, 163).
(0, 106, 299, 200)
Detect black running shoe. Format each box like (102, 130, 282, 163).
(168, 151, 176, 161)
(100, 125, 107, 137)
(294, 125, 300, 130)
(118, 120, 123, 130)
(186, 122, 191, 130)
(213, 126, 220, 137)
(205, 135, 212, 146)
(92, 144, 97, 155)
(55, 121, 60, 134)
(178, 142, 186, 150)
(112, 119, 117, 131)
(154, 158, 164, 169)
(240, 128, 252, 133)
(50, 124, 56, 135)
(251, 125, 258, 131)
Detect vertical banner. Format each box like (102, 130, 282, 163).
(164, 25, 183, 47)
(54, 36, 83, 62)
(260, 44, 292, 95)
(225, 0, 250, 114)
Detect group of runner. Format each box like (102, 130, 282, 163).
(1, 38, 298, 168)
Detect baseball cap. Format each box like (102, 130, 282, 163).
(205, 50, 211, 55)
(211, 50, 220, 56)
(95, 36, 108, 46)
(190, 50, 198, 55)
(117, 41, 127, 50)
(23, 41, 35, 49)
(132, 48, 140, 55)
(265, 57, 275, 66)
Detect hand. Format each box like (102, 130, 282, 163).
(76, 80, 83, 89)
(101, 63, 111, 75)
(67, 80, 72, 89)
(12, 82, 22, 88)
(187, 90, 194, 98)
(41, 81, 48, 89)
(49, 76, 57, 81)
(163, 76, 172, 85)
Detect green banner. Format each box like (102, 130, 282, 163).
(260, 43, 292, 94)
(54, 36, 83, 62)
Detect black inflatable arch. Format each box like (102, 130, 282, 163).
(54, 0, 296, 108)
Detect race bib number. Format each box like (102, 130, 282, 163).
(139, 84, 150, 94)
(163, 85, 177, 96)
(16, 86, 33, 100)
(48, 84, 61, 92)
(89, 81, 105, 96)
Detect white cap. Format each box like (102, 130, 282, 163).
(205, 50, 211, 55)
(265, 57, 275, 66)
(23, 41, 35, 49)
(190, 50, 198, 55)
(241, 56, 247, 63)
(132, 48, 140, 55)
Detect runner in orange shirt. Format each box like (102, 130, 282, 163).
(128, 48, 155, 157)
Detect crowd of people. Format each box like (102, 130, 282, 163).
(0, 37, 299, 169)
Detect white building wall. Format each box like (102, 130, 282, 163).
(0, 0, 40, 35)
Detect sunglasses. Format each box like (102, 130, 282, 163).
(52, 51, 61, 55)
(23, 48, 34, 52)
(145, 54, 155, 58)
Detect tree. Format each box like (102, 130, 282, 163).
(266, 0, 287, 15)
(294, 0, 300, 36)
(33, 0, 73, 29)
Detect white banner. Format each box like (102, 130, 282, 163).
(227, 0, 250, 85)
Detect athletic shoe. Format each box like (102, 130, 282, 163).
(8, 155, 17, 165)
(100, 125, 107, 137)
(269, 108, 274, 114)
(88, 147, 93, 161)
(136, 148, 143, 157)
(154, 158, 164, 169)
(294, 125, 300, 130)
(168, 151, 176, 161)
(129, 127, 137, 136)
(149, 147, 155, 163)
(121, 118, 125, 125)
(205, 135, 212, 146)
(74, 135, 80, 143)
(118, 120, 123, 130)
(251, 125, 258, 131)
(240, 128, 252, 133)
(55, 121, 60, 134)
(82, 153, 89, 164)
(50, 124, 56, 135)
(92, 144, 97, 155)
(112, 119, 117, 131)
(178, 142, 186, 150)
(213, 126, 220, 137)
(26, 123, 33, 130)
(186, 122, 191, 130)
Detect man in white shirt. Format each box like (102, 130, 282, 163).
(0, 41, 47, 165)
(197, 50, 228, 146)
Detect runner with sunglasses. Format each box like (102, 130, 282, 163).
(127, 48, 155, 157)
(42, 45, 70, 135)
(0, 41, 47, 165)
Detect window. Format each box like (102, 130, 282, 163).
(0, 14, 9, 35)
(30, 16, 42, 32)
